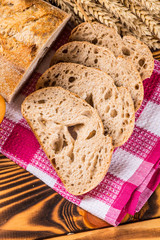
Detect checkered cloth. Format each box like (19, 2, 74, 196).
(0, 27, 160, 226)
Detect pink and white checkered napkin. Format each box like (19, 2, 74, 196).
(0, 27, 160, 226)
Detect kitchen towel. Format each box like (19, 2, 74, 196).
(0, 26, 160, 226)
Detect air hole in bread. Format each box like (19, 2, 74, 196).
(122, 113, 124, 118)
(62, 134, 68, 148)
(94, 58, 98, 64)
(38, 117, 46, 126)
(62, 48, 68, 53)
(38, 99, 46, 104)
(94, 48, 99, 54)
(115, 73, 119, 77)
(44, 79, 50, 87)
(110, 35, 113, 38)
(55, 73, 60, 78)
(106, 105, 110, 113)
(85, 93, 94, 107)
(82, 155, 86, 162)
(120, 128, 123, 134)
(126, 113, 130, 118)
(122, 47, 130, 56)
(85, 72, 88, 77)
(69, 76, 76, 83)
(140, 72, 143, 78)
(70, 153, 74, 162)
(86, 130, 96, 140)
(51, 81, 56, 86)
(99, 40, 102, 45)
(82, 111, 92, 118)
(68, 126, 77, 140)
(104, 89, 112, 100)
(144, 64, 148, 69)
(126, 101, 129, 106)
(51, 135, 62, 153)
(138, 58, 145, 66)
(52, 158, 56, 167)
(110, 109, 118, 118)
(92, 38, 98, 44)
(84, 57, 89, 62)
(27, 106, 30, 109)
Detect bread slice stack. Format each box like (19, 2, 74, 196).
(36, 63, 135, 147)
(69, 22, 154, 81)
(51, 41, 143, 112)
(22, 22, 153, 195)
(22, 87, 113, 195)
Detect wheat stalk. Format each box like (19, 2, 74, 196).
(121, 0, 160, 39)
(78, 0, 118, 29)
(117, 19, 160, 49)
(98, 0, 138, 30)
(133, 0, 160, 15)
(63, 0, 95, 22)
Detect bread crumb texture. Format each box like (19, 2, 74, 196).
(0, 0, 67, 102)
(21, 87, 113, 195)
(36, 63, 135, 147)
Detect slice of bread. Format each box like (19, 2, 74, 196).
(36, 63, 135, 147)
(69, 22, 154, 80)
(50, 41, 144, 112)
(21, 87, 113, 195)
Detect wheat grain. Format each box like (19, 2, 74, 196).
(121, 0, 160, 39)
(78, 0, 118, 29)
(133, 0, 160, 15)
(98, 0, 138, 30)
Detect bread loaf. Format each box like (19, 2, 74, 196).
(69, 22, 154, 80)
(36, 63, 135, 147)
(51, 41, 144, 111)
(0, 0, 70, 102)
(21, 87, 113, 195)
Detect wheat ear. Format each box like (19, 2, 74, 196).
(133, 0, 160, 15)
(121, 0, 160, 39)
(98, 0, 138, 30)
(78, 0, 118, 30)
(117, 20, 160, 49)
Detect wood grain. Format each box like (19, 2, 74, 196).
(0, 155, 160, 239)
(51, 218, 160, 240)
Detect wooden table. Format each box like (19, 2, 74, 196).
(0, 51, 160, 240)
(0, 153, 160, 240)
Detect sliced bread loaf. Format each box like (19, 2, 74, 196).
(36, 63, 135, 147)
(21, 87, 113, 195)
(50, 41, 144, 111)
(69, 22, 154, 80)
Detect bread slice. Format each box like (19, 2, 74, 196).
(21, 87, 113, 195)
(69, 22, 154, 80)
(36, 63, 135, 147)
(50, 41, 144, 111)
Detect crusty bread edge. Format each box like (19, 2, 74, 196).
(21, 86, 113, 195)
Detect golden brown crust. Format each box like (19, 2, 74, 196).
(0, 0, 69, 102)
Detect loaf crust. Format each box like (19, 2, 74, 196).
(0, 0, 69, 102)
